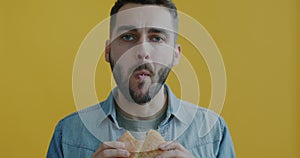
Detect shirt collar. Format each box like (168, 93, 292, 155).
(163, 85, 190, 125)
(100, 88, 119, 126)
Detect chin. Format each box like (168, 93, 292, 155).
(129, 89, 151, 104)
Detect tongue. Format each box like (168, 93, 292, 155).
(136, 73, 149, 79)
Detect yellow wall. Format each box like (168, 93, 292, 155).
(0, 0, 299, 157)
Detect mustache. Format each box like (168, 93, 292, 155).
(133, 63, 154, 75)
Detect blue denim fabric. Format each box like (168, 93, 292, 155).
(47, 85, 235, 158)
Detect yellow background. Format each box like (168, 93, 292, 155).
(0, 0, 299, 157)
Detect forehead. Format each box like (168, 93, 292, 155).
(112, 3, 175, 35)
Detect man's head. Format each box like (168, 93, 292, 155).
(105, 0, 181, 105)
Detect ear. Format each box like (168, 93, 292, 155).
(105, 40, 111, 62)
(173, 44, 182, 66)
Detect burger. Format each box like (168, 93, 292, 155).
(118, 130, 165, 158)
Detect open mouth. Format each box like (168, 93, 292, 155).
(134, 70, 152, 79)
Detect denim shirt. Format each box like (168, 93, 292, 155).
(47, 86, 235, 158)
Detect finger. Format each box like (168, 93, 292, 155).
(93, 141, 126, 156)
(159, 141, 184, 151)
(101, 149, 130, 158)
(156, 149, 183, 158)
(93, 149, 130, 158)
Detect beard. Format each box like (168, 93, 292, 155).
(109, 53, 172, 105)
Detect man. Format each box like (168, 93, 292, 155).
(47, 0, 235, 157)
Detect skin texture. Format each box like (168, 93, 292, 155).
(92, 3, 194, 158)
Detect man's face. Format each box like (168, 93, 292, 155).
(106, 4, 181, 105)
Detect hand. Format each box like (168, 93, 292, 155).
(92, 141, 130, 158)
(156, 141, 195, 158)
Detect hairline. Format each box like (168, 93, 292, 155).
(109, 3, 178, 42)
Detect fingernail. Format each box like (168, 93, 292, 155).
(125, 151, 130, 157)
(119, 142, 125, 148)
(159, 143, 166, 148)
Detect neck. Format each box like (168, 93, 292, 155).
(115, 86, 167, 120)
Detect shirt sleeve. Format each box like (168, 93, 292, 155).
(47, 121, 64, 158)
(217, 118, 236, 158)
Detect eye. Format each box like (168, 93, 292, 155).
(150, 35, 166, 43)
(121, 34, 136, 41)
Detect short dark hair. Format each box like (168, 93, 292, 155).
(109, 0, 178, 39)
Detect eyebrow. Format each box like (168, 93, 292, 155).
(115, 25, 170, 35)
(147, 28, 169, 37)
(115, 25, 138, 34)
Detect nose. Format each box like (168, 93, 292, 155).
(136, 42, 151, 60)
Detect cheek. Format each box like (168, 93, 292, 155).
(151, 46, 174, 65)
(110, 46, 137, 75)
(110, 44, 127, 61)
(111, 42, 134, 62)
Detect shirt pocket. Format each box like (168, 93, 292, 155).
(188, 140, 221, 158)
